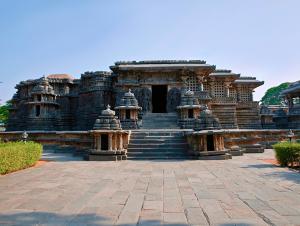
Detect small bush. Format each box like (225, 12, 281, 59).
(0, 141, 42, 174)
(272, 142, 300, 167)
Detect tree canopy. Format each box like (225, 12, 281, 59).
(260, 82, 290, 105)
(0, 101, 11, 124)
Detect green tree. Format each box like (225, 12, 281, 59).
(0, 101, 11, 124)
(260, 82, 290, 105)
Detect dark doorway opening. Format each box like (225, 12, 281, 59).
(188, 109, 193, 118)
(35, 105, 41, 117)
(207, 134, 214, 151)
(126, 109, 130, 119)
(101, 134, 108, 150)
(152, 85, 167, 113)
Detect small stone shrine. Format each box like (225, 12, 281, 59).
(89, 105, 129, 161)
(26, 77, 59, 130)
(177, 90, 202, 129)
(194, 105, 222, 130)
(115, 89, 142, 129)
(186, 106, 230, 160)
(260, 105, 275, 129)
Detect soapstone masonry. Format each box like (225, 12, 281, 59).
(7, 60, 264, 131)
(2, 60, 300, 160)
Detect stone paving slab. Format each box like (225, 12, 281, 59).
(0, 149, 300, 225)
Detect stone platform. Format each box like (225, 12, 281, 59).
(1, 150, 300, 225)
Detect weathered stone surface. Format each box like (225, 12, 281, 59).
(0, 150, 300, 225)
(7, 60, 266, 131)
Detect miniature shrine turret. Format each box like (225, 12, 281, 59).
(186, 105, 229, 159)
(89, 105, 129, 161)
(177, 90, 202, 129)
(194, 105, 222, 131)
(115, 89, 142, 129)
(26, 77, 59, 130)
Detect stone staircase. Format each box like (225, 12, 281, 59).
(236, 108, 262, 129)
(127, 130, 190, 160)
(141, 112, 179, 129)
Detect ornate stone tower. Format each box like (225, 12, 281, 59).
(89, 105, 128, 161)
(177, 90, 202, 129)
(26, 77, 59, 130)
(194, 106, 222, 131)
(115, 89, 142, 129)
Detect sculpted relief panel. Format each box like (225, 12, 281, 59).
(133, 87, 152, 112)
(167, 87, 181, 112)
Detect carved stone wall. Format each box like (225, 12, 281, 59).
(6, 60, 266, 131)
(132, 87, 152, 112)
(167, 87, 181, 112)
(210, 104, 238, 129)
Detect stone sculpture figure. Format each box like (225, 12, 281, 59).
(167, 87, 181, 112)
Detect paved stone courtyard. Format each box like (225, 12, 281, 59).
(0, 150, 300, 226)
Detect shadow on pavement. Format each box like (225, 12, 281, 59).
(0, 211, 270, 226)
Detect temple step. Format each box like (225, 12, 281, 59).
(128, 142, 188, 147)
(127, 130, 189, 160)
(141, 113, 179, 129)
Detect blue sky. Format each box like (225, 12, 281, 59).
(0, 0, 300, 103)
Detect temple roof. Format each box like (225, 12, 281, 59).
(233, 77, 264, 87)
(93, 105, 122, 130)
(115, 89, 141, 110)
(110, 60, 216, 72)
(81, 71, 111, 78)
(114, 60, 207, 65)
(177, 90, 201, 109)
(31, 77, 55, 95)
(47, 74, 74, 80)
(281, 81, 300, 96)
(209, 69, 240, 79)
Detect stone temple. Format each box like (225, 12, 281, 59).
(2, 60, 299, 160)
(7, 60, 263, 131)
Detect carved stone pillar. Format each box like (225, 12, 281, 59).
(97, 135, 101, 151)
(197, 76, 204, 92)
(204, 135, 207, 152)
(224, 82, 230, 98)
(108, 134, 113, 151)
(119, 133, 123, 150)
(214, 135, 217, 151)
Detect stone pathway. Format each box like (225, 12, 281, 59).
(0, 149, 300, 225)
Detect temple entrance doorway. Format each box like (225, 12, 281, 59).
(101, 134, 109, 150)
(126, 109, 130, 119)
(206, 134, 214, 151)
(152, 85, 167, 113)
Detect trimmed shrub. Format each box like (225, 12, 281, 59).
(272, 142, 300, 167)
(0, 142, 42, 174)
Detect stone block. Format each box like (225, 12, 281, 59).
(88, 155, 119, 161)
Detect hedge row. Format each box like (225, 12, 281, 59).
(273, 142, 300, 167)
(0, 142, 42, 174)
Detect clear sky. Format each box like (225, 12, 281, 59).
(0, 0, 300, 103)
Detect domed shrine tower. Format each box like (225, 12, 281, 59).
(27, 77, 59, 130)
(89, 105, 128, 161)
(115, 89, 142, 129)
(177, 90, 202, 129)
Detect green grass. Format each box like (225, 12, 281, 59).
(273, 142, 300, 167)
(0, 142, 42, 174)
